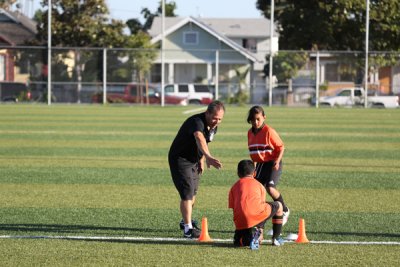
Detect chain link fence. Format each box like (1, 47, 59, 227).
(1, 46, 399, 107)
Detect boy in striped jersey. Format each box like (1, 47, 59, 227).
(247, 105, 290, 225)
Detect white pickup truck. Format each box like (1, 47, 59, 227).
(319, 88, 399, 108)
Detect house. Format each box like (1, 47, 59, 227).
(312, 52, 400, 96)
(148, 16, 278, 101)
(0, 8, 37, 82)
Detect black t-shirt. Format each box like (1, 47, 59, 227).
(169, 112, 217, 163)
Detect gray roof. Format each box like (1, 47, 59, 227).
(149, 17, 276, 38)
(0, 9, 36, 45)
(150, 16, 259, 62)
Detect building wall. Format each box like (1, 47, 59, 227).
(392, 66, 400, 94)
(161, 23, 250, 64)
(379, 66, 391, 94)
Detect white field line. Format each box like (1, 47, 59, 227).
(0, 235, 399, 245)
(183, 107, 206, 114)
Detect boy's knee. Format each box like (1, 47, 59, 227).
(277, 201, 283, 215)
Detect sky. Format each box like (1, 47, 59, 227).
(108, 0, 263, 22)
(25, 0, 263, 22)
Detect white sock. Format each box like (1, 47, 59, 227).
(184, 223, 193, 232)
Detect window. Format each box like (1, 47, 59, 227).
(147, 87, 156, 96)
(165, 85, 175, 94)
(183, 32, 199, 45)
(242, 38, 257, 52)
(194, 85, 210, 93)
(354, 90, 362, 97)
(178, 84, 189, 92)
(107, 85, 125, 93)
(338, 90, 351, 96)
(128, 84, 138, 96)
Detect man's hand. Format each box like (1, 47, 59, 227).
(193, 131, 222, 170)
(206, 155, 222, 169)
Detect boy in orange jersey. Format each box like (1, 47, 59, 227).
(247, 105, 290, 225)
(229, 160, 285, 249)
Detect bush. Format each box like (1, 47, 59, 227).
(226, 90, 249, 105)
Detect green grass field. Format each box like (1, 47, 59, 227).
(0, 104, 399, 266)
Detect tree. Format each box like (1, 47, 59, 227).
(256, 0, 400, 51)
(264, 51, 308, 83)
(26, 0, 157, 103)
(230, 66, 250, 105)
(36, 0, 126, 48)
(257, 0, 400, 91)
(0, 0, 16, 9)
(126, 18, 143, 35)
(127, 0, 177, 34)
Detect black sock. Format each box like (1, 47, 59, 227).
(274, 194, 288, 212)
(272, 215, 283, 239)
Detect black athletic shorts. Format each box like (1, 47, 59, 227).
(254, 160, 283, 188)
(254, 201, 280, 228)
(233, 201, 280, 247)
(168, 156, 200, 200)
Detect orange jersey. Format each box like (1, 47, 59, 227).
(228, 177, 272, 230)
(247, 124, 284, 163)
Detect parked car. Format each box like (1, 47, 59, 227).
(92, 83, 188, 105)
(163, 84, 214, 105)
(319, 87, 399, 108)
(0, 82, 29, 102)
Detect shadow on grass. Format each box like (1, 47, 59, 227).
(0, 223, 236, 248)
(80, 238, 235, 248)
(0, 223, 236, 246)
(0, 223, 175, 235)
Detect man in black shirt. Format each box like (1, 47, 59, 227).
(168, 100, 225, 238)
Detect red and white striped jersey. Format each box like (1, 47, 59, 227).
(247, 124, 284, 163)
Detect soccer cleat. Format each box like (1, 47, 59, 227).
(282, 208, 290, 226)
(249, 227, 262, 250)
(183, 228, 201, 239)
(179, 219, 200, 230)
(272, 237, 285, 246)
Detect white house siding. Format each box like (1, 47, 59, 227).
(174, 64, 207, 83)
(154, 23, 253, 84)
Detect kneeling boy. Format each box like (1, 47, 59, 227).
(228, 159, 285, 249)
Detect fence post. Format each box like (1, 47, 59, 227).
(47, 3, 52, 105)
(103, 48, 107, 105)
(268, 0, 275, 107)
(215, 49, 219, 100)
(315, 51, 320, 108)
(364, 0, 370, 108)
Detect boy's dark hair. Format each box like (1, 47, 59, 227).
(247, 105, 265, 123)
(237, 160, 255, 178)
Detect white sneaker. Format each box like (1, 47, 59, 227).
(272, 237, 285, 246)
(282, 208, 290, 226)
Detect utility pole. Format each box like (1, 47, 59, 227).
(47, 0, 52, 105)
(364, 0, 370, 108)
(268, 0, 274, 107)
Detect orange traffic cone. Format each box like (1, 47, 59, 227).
(198, 217, 212, 242)
(295, 218, 309, 243)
